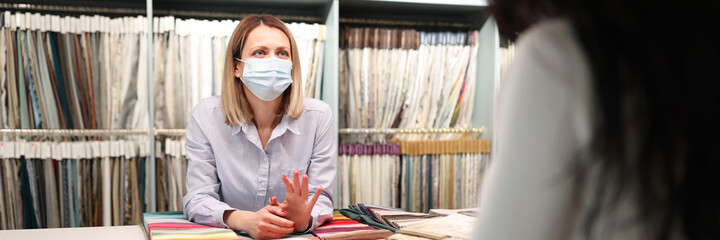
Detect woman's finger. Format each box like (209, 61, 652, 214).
(269, 196, 280, 206)
(293, 170, 302, 196)
(263, 211, 296, 229)
(258, 217, 294, 236)
(265, 204, 287, 217)
(302, 174, 309, 200)
(281, 174, 295, 195)
(309, 186, 323, 207)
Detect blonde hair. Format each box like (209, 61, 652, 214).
(221, 14, 304, 125)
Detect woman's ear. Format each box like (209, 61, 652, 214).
(234, 61, 244, 79)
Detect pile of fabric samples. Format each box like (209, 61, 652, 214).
(143, 211, 318, 239)
(311, 210, 394, 240)
(333, 204, 479, 240)
(142, 211, 385, 240)
(142, 211, 241, 240)
(142, 206, 477, 240)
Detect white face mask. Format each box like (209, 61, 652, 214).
(235, 57, 293, 101)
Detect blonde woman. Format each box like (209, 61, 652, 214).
(183, 15, 335, 239)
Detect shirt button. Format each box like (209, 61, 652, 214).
(260, 182, 265, 187)
(257, 204, 262, 208)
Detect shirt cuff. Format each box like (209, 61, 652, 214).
(304, 207, 332, 233)
(302, 216, 314, 233)
(213, 204, 236, 229)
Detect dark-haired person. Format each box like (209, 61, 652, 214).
(473, 1, 718, 239)
(183, 15, 335, 239)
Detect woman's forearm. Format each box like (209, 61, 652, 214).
(223, 209, 252, 232)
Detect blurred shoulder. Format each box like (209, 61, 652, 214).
(302, 97, 331, 115)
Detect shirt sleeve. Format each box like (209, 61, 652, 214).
(472, 20, 593, 239)
(182, 106, 235, 228)
(304, 103, 337, 232)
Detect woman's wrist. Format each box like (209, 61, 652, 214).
(296, 215, 313, 232)
(223, 210, 250, 231)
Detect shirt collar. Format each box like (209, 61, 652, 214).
(284, 115, 301, 135)
(230, 114, 300, 136)
(274, 114, 301, 136)
(230, 123, 243, 136)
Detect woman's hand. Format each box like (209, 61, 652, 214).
(223, 206, 295, 239)
(272, 169, 323, 232)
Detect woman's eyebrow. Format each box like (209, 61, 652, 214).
(247, 45, 268, 50)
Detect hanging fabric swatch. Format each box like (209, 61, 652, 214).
(397, 139, 491, 213)
(0, 11, 151, 130)
(336, 144, 401, 209)
(0, 139, 152, 230)
(337, 23, 487, 213)
(154, 137, 187, 212)
(336, 139, 491, 213)
(1, 12, 325, 131)
(339, 27, 480, 142)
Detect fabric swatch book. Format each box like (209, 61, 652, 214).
(311, 210, 393, 240)
(143, 211, 241, 240)
(143, 211, 318, 240)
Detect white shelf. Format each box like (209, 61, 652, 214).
(473, 17, 499, 139)
(0, 226, 146, 240)
(365, 0, 487, 7)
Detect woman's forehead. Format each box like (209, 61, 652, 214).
(244, 25, 290, 49)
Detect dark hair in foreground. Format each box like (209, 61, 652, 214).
(491, 0, 719, 239)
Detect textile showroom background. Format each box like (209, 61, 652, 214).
(0, 0, 515, 230)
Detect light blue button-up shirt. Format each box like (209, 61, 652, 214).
(183, 96, 336, 232)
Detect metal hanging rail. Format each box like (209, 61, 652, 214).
(340, 17, 473, 29)
(0, 128, 150, 137)
(0, 128, 191, 137)
(0, 128, 482, 137)
(0, 3, 322, 22)
(338, 127, 484, 135)
(0, 3, 146, 15)
(154, 129, 186, 137)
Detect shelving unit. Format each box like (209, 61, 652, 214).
(1, 0, 499, 221)
(337, 0, 497, 138)
(339, 0, 487, 28)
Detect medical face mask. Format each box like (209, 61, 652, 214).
(235, 57, 293, 101)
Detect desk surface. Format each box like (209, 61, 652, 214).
(0, 225, 147, 240)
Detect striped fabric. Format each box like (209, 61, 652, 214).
(312, 210, 390, 239)
(143, 211, 320, 240)
(143, 211, 240, 240)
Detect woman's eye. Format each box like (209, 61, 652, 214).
(278, 51, 289, 58)
(252, 50, 265, 56)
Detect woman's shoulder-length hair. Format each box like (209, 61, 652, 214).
(221, 14, 304, 125)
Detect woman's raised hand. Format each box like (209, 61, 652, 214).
(270, 169, 322, 232)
